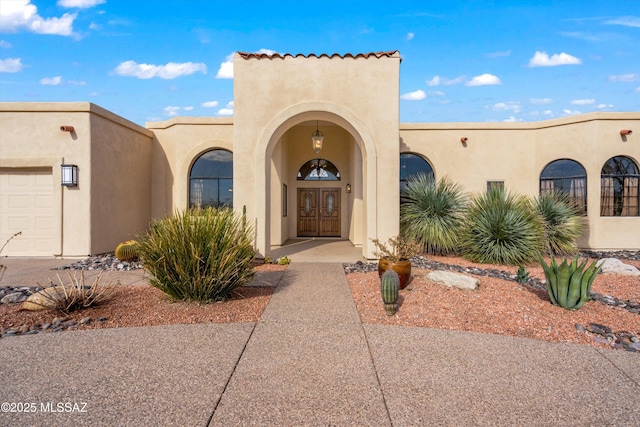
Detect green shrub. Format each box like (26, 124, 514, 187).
(400, 173, 467, 255)
(460, 187, 544, 265)
(138, 207, 255, 302)
(534, 191, 583, 255)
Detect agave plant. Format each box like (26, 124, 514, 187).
(400, 173, 467, 255)
(534, 191, 584, 255)
(460, 186, 544, 265)
(538, 255, 601, 310)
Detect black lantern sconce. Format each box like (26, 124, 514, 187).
(346, 183, 352, 193)
(61, 164, 78, 186)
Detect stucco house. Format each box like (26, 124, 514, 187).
(1, 51, 639, 259)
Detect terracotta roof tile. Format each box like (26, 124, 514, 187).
(237, 51, 400, 60)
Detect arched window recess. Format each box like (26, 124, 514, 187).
(297, 158, 341, 181)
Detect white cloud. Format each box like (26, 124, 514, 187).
(597, 103, 613, 109)
(114, 60, 207, 79)
(89, 22, 101, 30)
(503, 116, 522, 122)
(530, 98, 553, 104)
(163, 106, 180, 116)
(636, 87, 640, 93)
(543, 110, 554, 116)
(427, 75, 465, 86)
(609, 73, 639, 82)
(218, 101, 234, 116)
(0, 57, 23, 72)
(215, 53, 234, 79)
(605, 16, 640, 28)
(529, 51, 581, 67)
(430, 90, 445, 96)
(201, 101, 219, 108)
(0, 0, 77, 36)
(562, 109, 581, 116)
(183, 106, 194, 111)
(400, 89, 426, 101)
(570, 99, 595, 105)
(406, 32, 414, 40)
(0, 40, 12, 48)
(467, 73, 501, 86)
(493, 101, 521, 113)
(40, 76, 62, 85)
(68, 79, 86, 85)
(256, 48, 276, 55)
(57, 0, 106, 8)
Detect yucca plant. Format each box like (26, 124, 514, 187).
(460, 186, 544, 265)
(400, 173, 467, 255)
(138, 207, 255, 302)
(534, 191, 583, 256)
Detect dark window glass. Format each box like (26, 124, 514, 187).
(189, 149, 233, 208)
(297, 159, 341, 181)
(400, 153, 433, 190)
(540, 159, 587, 215)
(601, 156, 639, 216)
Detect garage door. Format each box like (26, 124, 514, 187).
(0, 169, 55, 256)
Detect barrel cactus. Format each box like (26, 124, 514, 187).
(538, 255, 602, 310)
(115, 240, 140, 262)
(380, 269, 400, 316)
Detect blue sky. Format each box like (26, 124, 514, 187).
(0, 0, 638, 126)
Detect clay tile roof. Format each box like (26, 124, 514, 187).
(237, 51, 400, 60)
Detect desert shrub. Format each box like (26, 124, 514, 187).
(534, 191, 583, 255)
(371, 235, 421, 262)
(400, 173, 467, 254)
(138, 207, 255, 302)
(26, 271, 116, 314)
(460, 187, 544, 265)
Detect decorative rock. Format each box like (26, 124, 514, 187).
(427, 270, 479, 290)
(80, 317, 91, 325)
(575, 324, 586, 333)
(22, 286, 68, 311)
(1, 292, 28, 304)
(596, 258, 640, 276)
(587, 323, 612, 335)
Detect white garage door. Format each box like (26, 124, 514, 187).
(0, 169, 55, 256)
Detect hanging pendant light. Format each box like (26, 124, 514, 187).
(311, 120, 324, 154)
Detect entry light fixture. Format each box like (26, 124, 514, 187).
(61, 164, 78, 186)
(311, 121, 324, 154)
(346, 183, 352, 193)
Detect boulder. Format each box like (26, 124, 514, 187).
(22, 286, 68, 311)
(1, 292, 27, 304)
(427, 270, 479, 290)
(596, 258, 640, 276)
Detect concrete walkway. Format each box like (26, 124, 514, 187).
(1, 263, 639, 426)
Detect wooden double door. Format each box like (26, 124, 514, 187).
(297, 188, 341, 237)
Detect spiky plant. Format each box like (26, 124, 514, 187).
(534, 191, 584, 256)
(460, 186, 544, 265)
(400, 173, 467, 255)
(138, 207, 255, 302)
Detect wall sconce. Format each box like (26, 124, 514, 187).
(346, 183, 352, 193)
(311, 120, 324, 154)
(60, 126, 75, 132)
(61, 164, 78, 186)
(620, 129, 632, 136)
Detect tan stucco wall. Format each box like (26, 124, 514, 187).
(400, 113, 640, 250)
(0, 102, 153, 256)
(146, 117, 234, 218)
(233, 53, 401, 257)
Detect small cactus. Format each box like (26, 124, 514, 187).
(115, 240, 139, 262)
(517, 266, 529, 284)
(381, 269, 400, 315)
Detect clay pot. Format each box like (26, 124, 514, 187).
(378, 258, 412, 289)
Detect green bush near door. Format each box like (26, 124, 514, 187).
(138, 207, 255, 302)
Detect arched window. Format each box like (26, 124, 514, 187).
(540, 159, 587, 214)
(189, 149, 233, 208)
(601, 156, 639, 216)
(400, 153, 434, 190)
(297, 159, 341, 181)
